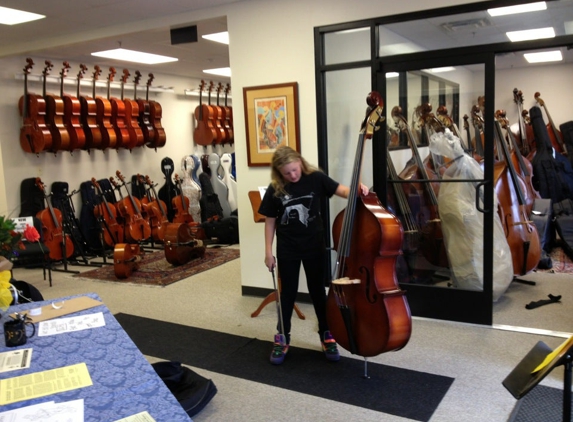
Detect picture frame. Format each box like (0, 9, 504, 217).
(243, 82, 300, 167)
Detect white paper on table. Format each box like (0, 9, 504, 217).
(0, 348, 32, 373)
(113, 411, 157, 422)
(38, 312, 105, 336)
(0, 399, 83, 422)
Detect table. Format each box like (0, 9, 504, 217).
(0, 293, 191, 421)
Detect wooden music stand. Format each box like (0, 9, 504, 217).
(248, 191, 305, 320)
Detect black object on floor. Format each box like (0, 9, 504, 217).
(152, 361, 217, 417)
(525, 294, 562, 309)
(508, 385, 572, 422)
(115, 313, 454, 422)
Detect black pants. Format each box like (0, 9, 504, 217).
(276, 250, 329, 340)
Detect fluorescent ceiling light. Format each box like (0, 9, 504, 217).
(335, 27, 369, 35)
(386, 72, 399, 78)
(506, 27, 555, 42)
(427, 66, 455, 73)
(524, 50, 563, 63)
(488, 2, 546, 17)
(0, 6, 45, 25)
(91, 48, 178, 64)
(203, 67, 231, 77)
(202, 31, 229, 45)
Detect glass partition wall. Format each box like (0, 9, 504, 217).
(315, 0, 573, 325)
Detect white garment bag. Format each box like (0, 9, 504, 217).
(429, 130, 513, 301)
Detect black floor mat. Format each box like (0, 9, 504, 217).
(115, 313, 454, 422)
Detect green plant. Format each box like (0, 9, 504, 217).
(0, 216, 23, 259)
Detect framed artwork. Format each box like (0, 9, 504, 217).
(243, 82, 300, 167)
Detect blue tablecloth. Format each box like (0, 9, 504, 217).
(0, 293, 192, 421)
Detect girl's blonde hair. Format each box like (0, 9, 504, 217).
(270, 146, 319, 196)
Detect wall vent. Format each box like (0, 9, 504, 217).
(440, 18, 492, 33)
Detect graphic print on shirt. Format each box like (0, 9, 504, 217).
(280, 193, 315, 227)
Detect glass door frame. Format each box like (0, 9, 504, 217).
(314, 0, 573, 325)
(376, 52, 495, 325)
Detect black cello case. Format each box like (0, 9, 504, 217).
(560, 120, 573, 168)
(530, 106, 573, 261)
(529, 106, 573, 203)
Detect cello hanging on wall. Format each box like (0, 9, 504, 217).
(326, 92, 411, 376)
(19, 58, 50, 155)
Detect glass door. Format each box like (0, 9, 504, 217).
(376, 55, 497, 325)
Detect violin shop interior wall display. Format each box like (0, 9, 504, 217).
(315, 0, 573, 325)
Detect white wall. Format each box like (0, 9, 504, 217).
(225, 0, 481, 293)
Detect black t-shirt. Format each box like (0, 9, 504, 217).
(258, 171, 339, 259)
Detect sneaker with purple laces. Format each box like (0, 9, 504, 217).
(321, 331, 340, 362)
(270, 334, 289, 365)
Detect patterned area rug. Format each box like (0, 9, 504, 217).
(74, 247, 240, 286)
(540, 246, 573, 274)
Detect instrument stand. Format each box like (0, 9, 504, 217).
(89, 218, 113, 266)
(51, 235, 80, 275)
(513, 276, 536, 286)
(248, 191, 305, 320)
(503, 337, 573, 422)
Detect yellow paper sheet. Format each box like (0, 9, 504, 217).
(0, 362, 93, 405)
(532, 336, 573, 373)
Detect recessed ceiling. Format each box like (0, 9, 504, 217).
(0, 0, 242, 82)
(380, 0, 573, 69)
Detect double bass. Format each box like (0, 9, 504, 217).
(493, 114, 541, 276)
(534, 92, 567, 155)
(512, 88, 535, 158)
(394, 106, 449, 270)
(326, 92, 411, 372)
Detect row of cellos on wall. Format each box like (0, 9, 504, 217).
(384, 92, 568, 284)
(18, 58, 166, 155)
(193, 80, 234, 146)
